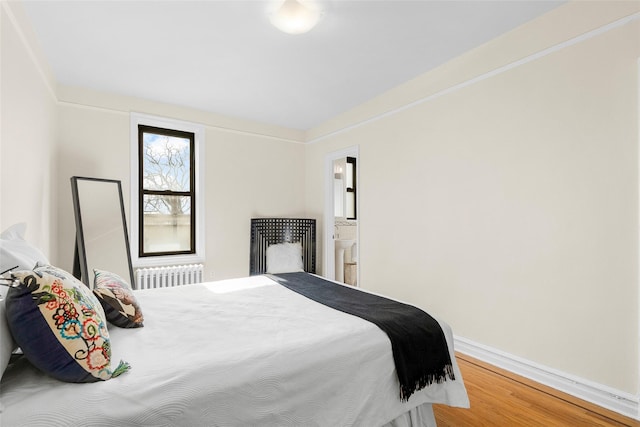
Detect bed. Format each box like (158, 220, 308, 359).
(0, 220, 469, 427)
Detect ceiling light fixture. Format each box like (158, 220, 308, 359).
(269, 0, 321, 35)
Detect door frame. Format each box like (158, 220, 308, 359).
(323, 145, 359, 282)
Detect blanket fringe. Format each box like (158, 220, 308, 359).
(400, 363, 456, 402)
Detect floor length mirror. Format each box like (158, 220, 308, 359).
(71, 176, 135, 289)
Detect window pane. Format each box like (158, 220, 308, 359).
(346, 162, 354, 189)
(142, 132, 191, 192)
(142, 195, 191, 253)
(345, 192, 355, 219)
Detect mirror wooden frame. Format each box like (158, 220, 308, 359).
(71, 176, 135, 289)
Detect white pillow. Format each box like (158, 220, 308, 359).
(0, 287, 14, 380)
(0, 223, 46, 379)
(0, 223, 49, 274)
(266, 242, 304, 274)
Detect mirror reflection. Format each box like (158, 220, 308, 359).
(333, 156, 356, 220)
(71, 177, 134, 289)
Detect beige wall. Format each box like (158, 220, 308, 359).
(305, 2, 640, 394)
(1, 2, 57, 260)
(56, 92, 307, 281)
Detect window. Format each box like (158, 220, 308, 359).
(130, 114, 205, 267)
(139, 125, 194, 256)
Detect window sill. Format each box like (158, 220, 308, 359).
(132, 254, 205, 269)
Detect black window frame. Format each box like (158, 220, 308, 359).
(138, 124, 196, 257)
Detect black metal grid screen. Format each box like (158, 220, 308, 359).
(250, 218, 316, 275)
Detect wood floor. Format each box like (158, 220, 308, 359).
(433, 353, 640, 427)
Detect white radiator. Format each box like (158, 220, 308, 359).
(135, 264, 204, 290)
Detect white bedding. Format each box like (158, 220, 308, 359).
(0, 274, 468, 426)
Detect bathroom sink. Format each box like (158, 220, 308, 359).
(335, 239, 355, 250)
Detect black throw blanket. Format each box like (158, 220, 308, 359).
(269, 272, 455, 401)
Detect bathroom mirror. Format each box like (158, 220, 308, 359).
(71, 176, 135, 289)
(333, 157, 357, 220)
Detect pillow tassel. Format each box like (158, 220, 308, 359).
(110, 359, 131, 378)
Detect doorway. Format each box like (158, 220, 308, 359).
(324, 146, 359, 285)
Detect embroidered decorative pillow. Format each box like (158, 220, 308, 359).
(93, 269, 144, 328)
(6, 265, 130, 383)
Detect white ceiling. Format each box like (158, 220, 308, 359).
(22, 0, 563, 131)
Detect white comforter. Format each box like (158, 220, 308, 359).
(0, 275, 469, 426)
